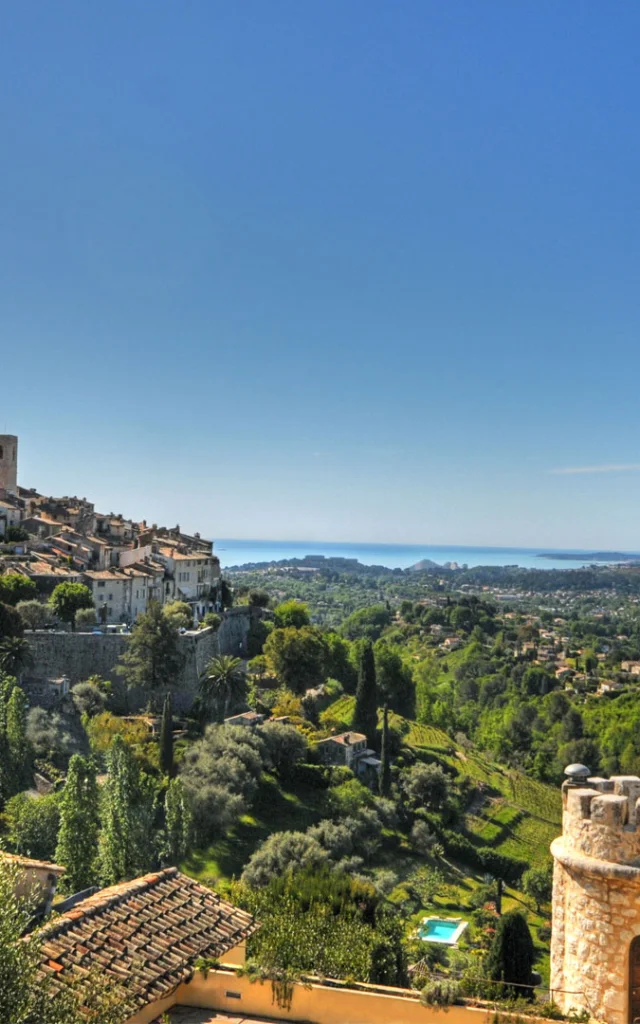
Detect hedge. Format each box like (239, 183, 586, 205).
(439, 829, 526, 885)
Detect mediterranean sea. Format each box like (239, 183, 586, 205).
(215, 540, 635, 572)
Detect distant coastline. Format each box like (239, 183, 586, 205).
(537, 551, 640, 563)
(215, 539, 635, 573)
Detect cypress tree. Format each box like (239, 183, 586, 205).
(486, 909, 535, 998)
(0, 677, 15, 807)
(6, 685, 30, 792)
(352, 639, 378, 745)
(99, 735, 157, 885)
(55, 754, 100, 892)
(379, 704, 392, 797)
(159, 692, 174, 776)
(161, 778, 192, 865)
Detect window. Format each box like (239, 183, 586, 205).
(108, 594, 113, 601)
(97, 581, 105, 588)
(0, 445, 3, 459)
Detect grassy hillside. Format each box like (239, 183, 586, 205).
(320, 694, 561, 865)
(187, 697, 561, 891)
(182, 774, 330, 888)
(184, 698, 560, 981)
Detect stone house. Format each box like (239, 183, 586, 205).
(316, 731, 381, 782)
(0, 495, 22, 537)
(224, 710, 265, 727)
(21, 674, 70, 709)
(3, 851, 64, 916)
(83, 568, 134, 622)
(155, 543, 220, 623)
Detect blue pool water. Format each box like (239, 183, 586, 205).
(420, 919, 462, 942)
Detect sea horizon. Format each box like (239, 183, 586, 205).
(215, 538, 638, 572)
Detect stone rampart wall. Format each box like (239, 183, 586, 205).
(217, 605, 273, 657)
(24, 605, 270, 711)
(26, 631, 129, 686)
(25, 628, 220, 712)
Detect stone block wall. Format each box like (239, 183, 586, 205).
(216, 605, 273, 658)
(24, 605, 269, 712)
(25, 628, 220, 713)
(551, 773, 640, 1024)
(26, 631, 129, 687)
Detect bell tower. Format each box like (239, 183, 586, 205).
(0, 435, 18, 494)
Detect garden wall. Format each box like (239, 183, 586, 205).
(128, 965, 536, 1024)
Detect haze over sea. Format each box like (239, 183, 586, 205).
(216, 540, 633, 573)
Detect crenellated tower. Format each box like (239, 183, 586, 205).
(0, 434, 18, 494)
(551, 765, 640, 1024)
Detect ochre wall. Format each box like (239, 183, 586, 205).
(134, 968, 500, 1024)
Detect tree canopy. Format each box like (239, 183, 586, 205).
(116, 601, 183, 711)
(49, 583, 94, 630)
(264, 625, 328, 693)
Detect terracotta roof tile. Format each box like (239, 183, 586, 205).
(2, 852, 65, 874)
(37, 867, 258, 1007)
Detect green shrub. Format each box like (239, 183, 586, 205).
(420, 980, 461, 1007)
(294, 763, 330, 788)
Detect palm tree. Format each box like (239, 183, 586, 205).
(0, 636, 34, 679)
(199, 655, 244, 723)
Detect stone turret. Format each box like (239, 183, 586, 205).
(0, 434, 18, 494)
(551, 767, 640, 1024)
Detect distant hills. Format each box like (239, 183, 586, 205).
(537, 551, 640, 562)
(406, 558, 441, 571)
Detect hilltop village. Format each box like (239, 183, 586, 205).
(0, 434, 222, 625)
(3, 434, 640, 1024)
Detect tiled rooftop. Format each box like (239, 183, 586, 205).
(321, 731, 367, 745)
(38, 867, 258, 1008)
(2, 851, 65, 874)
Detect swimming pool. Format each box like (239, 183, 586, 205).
(418, 917, 468, 945)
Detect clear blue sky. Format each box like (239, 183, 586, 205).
(2, 1, 639, 549)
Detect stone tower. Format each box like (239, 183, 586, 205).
(0, 434, 18, 493)
(551, 767, 640, 1024)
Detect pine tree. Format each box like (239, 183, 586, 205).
(116, 601, 183, 712)
(352, 639, 378, 745)
(99, 735, 157, 885)
(158, 692, 174, 776)
(55, 755, 100, 893)
(160, 778, 192, 865)
(379, 704, 392, 797)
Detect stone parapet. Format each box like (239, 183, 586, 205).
(561, 775, 640, 865)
